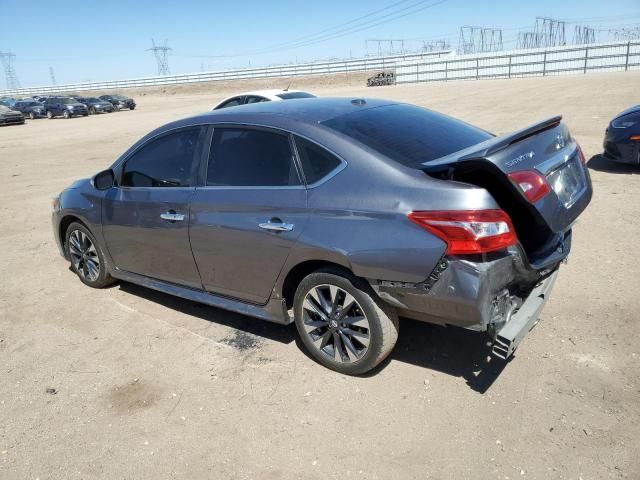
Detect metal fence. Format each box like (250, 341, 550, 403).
(2, 41, 638, 97)
(0, 51, 447, 96)
(396, 41, 640, 83)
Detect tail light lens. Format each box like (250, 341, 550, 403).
(507, 170, 550, 203)
(407, 210, 518, 255)
(576, 143, 587, 163)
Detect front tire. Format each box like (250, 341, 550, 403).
(64, 222, 114, 288)
(47, 110, 54, 119)
(29, 111, 35, 119)
(63, 110, 70, 119)
(89, 107, 96, 115)
(294, 269, 399, 375)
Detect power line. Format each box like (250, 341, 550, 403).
(49, 66, 57, 86)
(175, 0, 447, 58)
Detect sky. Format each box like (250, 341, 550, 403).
(2, 0, 640, 88)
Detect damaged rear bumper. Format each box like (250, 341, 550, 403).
(492, 270, 557, 359)
(372, 242, 565, 359)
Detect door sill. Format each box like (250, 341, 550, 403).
(110, 269, 291, 325)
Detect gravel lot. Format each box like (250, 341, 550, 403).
(1, 71, 639, 480)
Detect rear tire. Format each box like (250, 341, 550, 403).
(64, 222, 114, 289)
(293, 269, 399, 375)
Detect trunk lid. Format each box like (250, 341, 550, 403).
(423, 117, 593, 265)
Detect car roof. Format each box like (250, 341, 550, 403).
(196, 97, 397, 125)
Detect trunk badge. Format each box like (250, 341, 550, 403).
(506, 151, 535, 168)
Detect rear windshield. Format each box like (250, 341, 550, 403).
(276, 92, 315, 100)
(321, 103, 492, 167)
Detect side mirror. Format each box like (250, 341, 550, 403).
(93, 169, 115, 190)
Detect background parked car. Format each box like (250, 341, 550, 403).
(99, 94, 136, 111)
(0, 105, 26, 126)
(12, 100, 46, 119)
(211, 89, 315, 110)
(0, 96, 17, 107)
(44, 97, 89, 119)
(603, 104, 640, 165)
(76, 97, 115, 114)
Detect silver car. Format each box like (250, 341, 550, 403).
(52, 98, 592, 374)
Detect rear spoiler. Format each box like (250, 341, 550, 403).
(422, 116, 562, 173)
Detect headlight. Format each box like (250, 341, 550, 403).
(611, 118, 636, 129)
(52, 196, 60, 211)
(66, 105, 74, 110)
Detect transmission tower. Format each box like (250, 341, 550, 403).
(517, 31, 540, 49)
(573, 25, 595, 44)
(458, 26, 503, 54)
(148, 39, 171, 76)
(365, 39, 406, 56)
(0, 52, 20, 89)
(49, 66, 57, 86)
(422, 40, 450, 52)
(534, 17, 566, 47)
(609, 27, 640, 41)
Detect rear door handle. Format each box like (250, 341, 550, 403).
(160, 211, 185, 222)
(259, 220, 294, 232)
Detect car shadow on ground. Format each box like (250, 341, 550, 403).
(116, 282, 508, 393)
(587, 154, 639, 174)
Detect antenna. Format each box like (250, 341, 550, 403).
(0, 51, 20, 89)
(148, 39, 172, 76)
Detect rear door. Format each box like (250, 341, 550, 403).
(101, 126, 208, 289)
(189, 126, 307, 304)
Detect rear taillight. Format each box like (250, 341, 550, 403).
(576, 143, 587, 163)
(507, 170, 550, 203)
(407, 209, 518, 255)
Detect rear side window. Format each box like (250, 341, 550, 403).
(322, 103, 492, 168)
(216, 97, 243, 109)
(207, 128, 301, 187)
(294, 136, 341, 184)
(121, 127, 204, 187)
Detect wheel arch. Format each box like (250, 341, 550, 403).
(58, 215, 90, 258)
(280, 259, 357, 309)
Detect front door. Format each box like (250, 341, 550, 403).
(102, 126, 208, 289)
(189, 126, 308, 304)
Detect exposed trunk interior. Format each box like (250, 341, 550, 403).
(429, 162, 562, 263)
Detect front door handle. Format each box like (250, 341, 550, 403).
(160, 211, 185, 222)
(259, 219, 294, 232)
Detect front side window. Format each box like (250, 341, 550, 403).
(294, 136, 342, 184)
(207, 128, 300, 187)
(121, 127, 204, 188)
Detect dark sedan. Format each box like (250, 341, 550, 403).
(77, 97, 115, 114)
(0, 105, 25, 125)
(43, 97, 89, 119)
(98, 94, 136, 111)
(52, 98, 592, 374)
(603, 105, 640, 165)
(12, 100, 46, 119)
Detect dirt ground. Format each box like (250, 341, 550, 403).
(1, 71, 639, 480)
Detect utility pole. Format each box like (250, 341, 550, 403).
(148, 39, 172, 76)
(0, 51, 20, 89)
(49, 66, 57, 86)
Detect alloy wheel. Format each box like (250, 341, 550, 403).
(68, 230, 100, 282)
(301, 284, 371, 363)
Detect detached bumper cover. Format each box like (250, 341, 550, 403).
(492, 270, 558, 359)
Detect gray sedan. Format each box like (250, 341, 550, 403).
(51, 98, 592, 374)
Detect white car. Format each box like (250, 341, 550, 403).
(210, 89, 316, 110)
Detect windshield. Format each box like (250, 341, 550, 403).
(86, 98, 100, 102)
(276, 92, 316, 100)
(24, 102, 40, 107)
(0, 105, 11, 112)
(58, 98, 76, 104)
(321, 103, 492, 167)
(112, 95, 129, 100)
